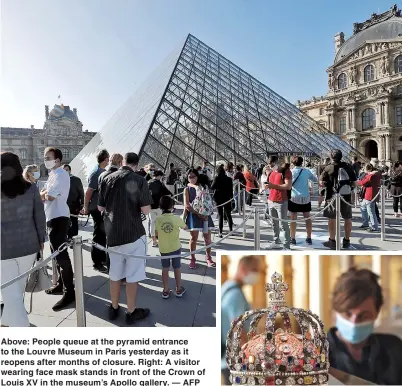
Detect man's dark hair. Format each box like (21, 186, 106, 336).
(268, 155, 278, 165)
(330, 149, 343, 162)
(124, 152, 139, 166)
(366, 164, 374, 172)
(63, 164, 71, 171)
(236, 164, 242, 172)
(45, 147, 63, 162)
(394, 161, 400, 169)
(97, 149, 109, 164)
(353, 156, 358, 162)
(291, 156, 303, 167)
(169, 163, 174, 168)
(332, 267, 384, 313)
(153, 170, 164, 177)
(159, 195, 174, 211)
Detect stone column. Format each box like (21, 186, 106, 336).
(385, 134, 391, 160)
(351, 107, 356, 131)
(384, 102, 389, 126)
(346, 109, 350, 132)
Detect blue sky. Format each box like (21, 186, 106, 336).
(1, 0, 395, 132)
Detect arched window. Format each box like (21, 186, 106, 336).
(362, 108, 376, 130)
(395, 55, 402, 73)
(364, 64, 375, 82)
(319, 108, 325, 115)
(397, 85, 402, 95)
(19, 149, 27, 159)
(338, 73, 347, 89)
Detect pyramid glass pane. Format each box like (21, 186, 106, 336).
(71, 34, 363, 182)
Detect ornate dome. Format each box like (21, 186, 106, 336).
(334, 11, 402, 64)
(49, 104, 79, 122)
(225, 273, 329, 385)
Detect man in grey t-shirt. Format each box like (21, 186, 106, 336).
(81, 149, 109, 273)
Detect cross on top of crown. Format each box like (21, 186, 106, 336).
(265, 272, 289, 305)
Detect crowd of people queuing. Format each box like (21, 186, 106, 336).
(1, 145, 402, 326)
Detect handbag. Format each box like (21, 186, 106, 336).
(25, 251, 53, 313)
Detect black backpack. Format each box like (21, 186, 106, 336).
(334, 163, 352, 195)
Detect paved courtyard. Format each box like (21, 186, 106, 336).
(19, 194, 401, 327)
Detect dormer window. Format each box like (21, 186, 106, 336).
(364, 64, 375, 82)
(338, 73, 347, 89)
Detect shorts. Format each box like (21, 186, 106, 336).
(108, 236, 147, 283)
(161, 248, 182, 269)
(288, 200, 311, 213)
(323, 194, 352, 220)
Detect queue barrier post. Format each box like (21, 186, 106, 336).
(52, 259, 58, 285)
(254, 207, 260, 250)
(242, 190, 247, 239)
(72, 235, 86, 327)
(237, 181, 241, 215)
(335, 193, 341, 251)
(354, 191, 358, 209)
(381, 185, 386, 242)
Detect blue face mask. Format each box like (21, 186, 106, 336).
(336, 313, 374, 344)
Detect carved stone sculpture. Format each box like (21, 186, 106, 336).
(380, 56, 389, 75)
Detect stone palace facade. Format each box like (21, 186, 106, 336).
(297, 5, 402, 162)
(1, 104, 95, 177)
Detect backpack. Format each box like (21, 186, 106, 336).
(335, 165, 352, 195)
(191, 185, 214, 216)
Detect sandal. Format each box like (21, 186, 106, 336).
(162, 289, 171, 299)
(189, 259, 196, 269)
(45, 285, 63, 295)
(175, 286, 186, 297)
(206, 258, 216, 268)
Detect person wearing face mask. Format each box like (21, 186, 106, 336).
(221, 255, 261, 385)
(40, 147, 75, 311)
(23, 164, 41, 186)
(328, 267, 402, 385)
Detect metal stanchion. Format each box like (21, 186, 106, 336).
(52, 260, 58, 285)
(254, 207, 260, 250)
(381, 185, 386, 241)
(335, 193, 341, 251)
(237, 181, 241, 215)
(242, 190, 247, 239)
(72, 235, 86, 327)
(354, 191, 358, 209)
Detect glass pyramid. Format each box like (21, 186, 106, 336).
(70, 34, 362, 182)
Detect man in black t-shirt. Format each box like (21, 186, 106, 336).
(320, 149, 356, 249)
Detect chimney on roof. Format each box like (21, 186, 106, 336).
(30, 125, 34, 129)
(73, 108, 78, 119)
(334, 32, 345, 54)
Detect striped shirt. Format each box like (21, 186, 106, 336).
(98, 166, 152, 247)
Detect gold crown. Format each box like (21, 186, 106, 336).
(225, 272, 329, 385)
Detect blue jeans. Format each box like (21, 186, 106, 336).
(361, 199, 379, 230)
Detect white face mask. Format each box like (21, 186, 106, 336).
(44, 160, 56, 170)
(33, 171, 40, 179)
(242, 272, 259, 285)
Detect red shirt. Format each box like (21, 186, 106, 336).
(243, 171, 256, 192)
(357, 172, 381, 201)
(268, 169, 292, 203)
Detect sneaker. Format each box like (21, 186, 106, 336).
(282, 244, 292, 250)
(359, 225, 370, 229)
(262, 220, 270, 226)
(305, 237, 312, 245)
(52, 292, 75, 311)
(290, 239, 297, 245)
(94, 264, 108, 273)
(125, 308, 150, 325)
(162, 290, 171, 299)
(45, 284, 63, 295)
(109, 304, 120, 321)
(342, 238, 351, 249)
(366, 228, 379, 232)
(175, 286, 186, 298)
(264, 242, 283, 250)
(152, 242, 158, 247)
(323, 239, 336, 250)
(189, 260, 196, 269)
(218, 233, 223, 238)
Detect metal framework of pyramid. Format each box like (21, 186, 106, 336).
(71, 34, 362, 182)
